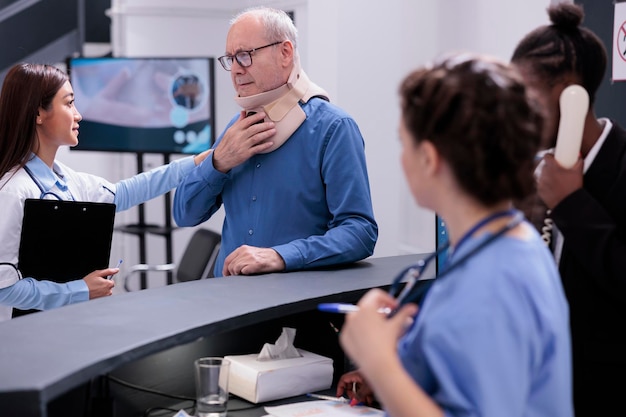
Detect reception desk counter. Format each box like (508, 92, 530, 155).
(0, 254, 427, 416)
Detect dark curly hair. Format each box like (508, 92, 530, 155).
(399, 53, 543, 206)
(511, 2, 606, 105)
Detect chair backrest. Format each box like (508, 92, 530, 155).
(176, 228, 221, 282)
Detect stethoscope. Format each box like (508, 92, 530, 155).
(389, 209, 525, 309)
(0, 166, 71, 279)
(0, 166, 62, 281)
(24, 165, 73, 201)
(23, 164, 115, 200)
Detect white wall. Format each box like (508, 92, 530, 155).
(308, 1, 441, 257)
(306, 0, 550, 256)
(59, 0, 551, 289)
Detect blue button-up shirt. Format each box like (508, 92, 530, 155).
(173, 98, 378, 275)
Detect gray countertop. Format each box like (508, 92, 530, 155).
(0, 254, 427, 416)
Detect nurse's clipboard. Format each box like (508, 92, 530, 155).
(18, 198, 116, 283)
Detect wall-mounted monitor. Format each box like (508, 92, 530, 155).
(68, 56, 215, 155)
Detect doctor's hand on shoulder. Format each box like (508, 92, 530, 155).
(83, 268, 118, 299)
(193, 148, 214, 166)
(222, 245, 285, 276)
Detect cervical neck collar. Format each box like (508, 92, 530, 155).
(234, 64, 329, 153)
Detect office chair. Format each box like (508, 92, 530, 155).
(123, 228, 221, 291)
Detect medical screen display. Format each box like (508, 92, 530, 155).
(68, 57, 215, 154)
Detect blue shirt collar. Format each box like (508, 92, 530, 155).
(25, 154, 69, 193)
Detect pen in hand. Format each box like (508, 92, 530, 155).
(107, 259, 123, 280)
(318, 303, 392, 315)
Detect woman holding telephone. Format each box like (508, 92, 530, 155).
(512, 3, 626, 416)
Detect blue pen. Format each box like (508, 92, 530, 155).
(318, 303, 359, 313)
(107, 259, 123, 280)
(318, 303, 391, 315)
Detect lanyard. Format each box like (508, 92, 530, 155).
(448, 208, 520, 259)
(390, 209, 524, 308)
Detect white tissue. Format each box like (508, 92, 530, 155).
(257, 327, 303, 361)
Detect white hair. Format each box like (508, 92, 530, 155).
(231, 6, 300, 64)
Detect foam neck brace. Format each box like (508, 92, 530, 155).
(234, 64, 329, 153)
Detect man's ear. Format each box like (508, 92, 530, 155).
(280, 40, 294, 67)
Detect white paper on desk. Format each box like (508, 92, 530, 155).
(265, 400, 384, 417)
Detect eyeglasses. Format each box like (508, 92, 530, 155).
(218, 41, 283, 71)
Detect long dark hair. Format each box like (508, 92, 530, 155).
(0, 63, 68, 180)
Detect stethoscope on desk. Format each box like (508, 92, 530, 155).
(389, 209, 525, 310)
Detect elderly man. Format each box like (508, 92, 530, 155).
(173, 7, 377, 277)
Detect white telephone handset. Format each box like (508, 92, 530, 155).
(541, 84, 589, 248)
(554, 84, 589, 168)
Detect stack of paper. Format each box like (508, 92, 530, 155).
(264, 400, 385, 417)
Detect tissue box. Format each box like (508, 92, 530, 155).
(225, 349, 333, 403)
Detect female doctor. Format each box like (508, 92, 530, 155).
(0, 63, 211, 322)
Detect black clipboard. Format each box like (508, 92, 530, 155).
(18, 199, 116, 283)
